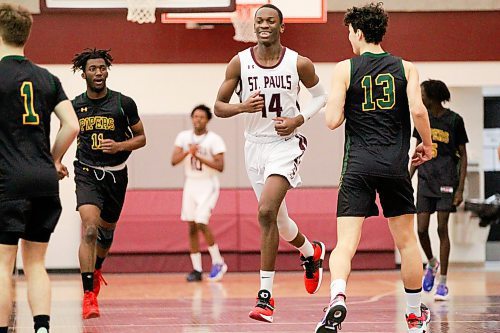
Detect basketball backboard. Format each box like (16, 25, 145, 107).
(45, 0, 236, 13)
(160, 0, 327, 24)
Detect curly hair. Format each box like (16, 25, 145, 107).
(191, 104, 212, 120)
(421, 79, 451, 103)
(344, 2, 388, 44)
(0, 3, 32, 47)
(71, 48, 113, 73)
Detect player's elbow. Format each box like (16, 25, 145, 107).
(411, 105, 427, 119)
(325, 113, 344, 130)
(326, 121, 341, 131)
(139, 135, 146, 148)
(214, 102, 224, 117)
(66, 120, 80, 140)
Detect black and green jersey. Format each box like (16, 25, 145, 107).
(414, 109, 468, 197)
(0, 55, 68, 199)
(342, 52, 411, 177)
(72, 89, 140, 167)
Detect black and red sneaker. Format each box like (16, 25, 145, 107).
(249, 289, 275, 323)
(301, 241, 326, 294)
(93, 269, 108, 297)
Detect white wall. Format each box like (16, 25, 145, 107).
(29, 61, 499, 269)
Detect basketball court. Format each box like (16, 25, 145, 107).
(10, 267, 500, 332)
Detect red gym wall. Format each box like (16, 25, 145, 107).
(28, 11, 499, 64)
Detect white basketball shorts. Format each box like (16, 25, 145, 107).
(181, 177, 220, 224)
(244, 133, 307, 189)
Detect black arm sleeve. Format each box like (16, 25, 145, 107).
(121, 94, 140, 126)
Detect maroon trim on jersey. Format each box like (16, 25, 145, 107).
(236, 78, 242, 103)
(250, 46, 286, 69)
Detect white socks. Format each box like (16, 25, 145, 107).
(405, 289, 422, 316)
(260, 270, 275, 295)
(330, 279, 347, 301)
(297, 237, 314, 258)
(208, 244, 224, 265)
(190, 252, 202, 272)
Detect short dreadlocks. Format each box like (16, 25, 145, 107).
(71, 48, 113, 73)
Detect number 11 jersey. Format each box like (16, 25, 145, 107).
(238, 47, 301, 140)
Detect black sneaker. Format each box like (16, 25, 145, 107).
(186, 270, 202, 282)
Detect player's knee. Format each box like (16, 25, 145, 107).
(258, 203, 278, 226)
(82, 225, 98, 243)
(196, 224, 208, 233)
(417, 227, 427, 238)
(437, 224, 449, 239)
(277, 217, 298, 242)
(97, 227, 115, 249)
(188, 223, 198, 236)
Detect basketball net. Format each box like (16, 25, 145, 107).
(231, 4, 261, 43)
(127, 0, 156, 24)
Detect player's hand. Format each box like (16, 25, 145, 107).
(273, 117, 301, 136)
(188, 144, 199, 156)
(54, 161, 69, 180)
(453, 190, 464, 206)
(411, 143, 433, 166)
(101, 139, 122, 154)
(243, 91, 265, 113)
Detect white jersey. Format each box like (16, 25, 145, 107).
(238, 47, 301, 140)
(174, 130, 226, 179)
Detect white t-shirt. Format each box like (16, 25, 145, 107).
(238, 46, 301, 139)
(174, 130, 226, 179)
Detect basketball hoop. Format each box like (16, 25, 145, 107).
(127, 0, 156, 24)
(231, 4, 262, 43)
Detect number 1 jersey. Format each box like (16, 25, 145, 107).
(238, 47, 301, 139)
(0, 56, 67, 199)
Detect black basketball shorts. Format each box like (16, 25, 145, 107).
(416, 193, 456, 214)
(0, 196, 62, 245)
(74, 161, 128, 223)
(337, 172, 417, 218)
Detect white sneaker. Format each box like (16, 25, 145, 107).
(315, 294, 347, 333)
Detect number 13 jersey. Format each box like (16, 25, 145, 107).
(238, 47, 301, 140)
(343, 52, 411, 177)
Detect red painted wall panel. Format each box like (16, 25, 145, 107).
(26, 11, 499, 64)
(112, 188, 394, 254)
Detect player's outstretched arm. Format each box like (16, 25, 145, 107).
(214, 55, 264, 118)
(52, 100, 80, 179)
(404, 60, 433, 166)
(325, 60, 349, 130)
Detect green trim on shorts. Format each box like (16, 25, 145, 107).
(339, 133, 351, 187)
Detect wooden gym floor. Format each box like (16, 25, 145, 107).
(8, 264, 500, 332)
